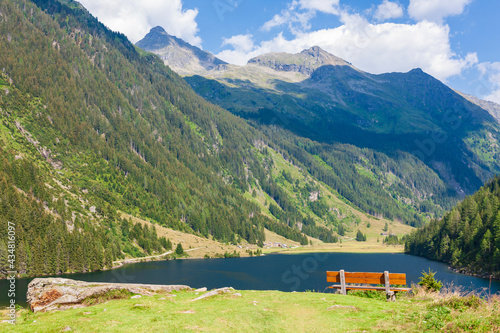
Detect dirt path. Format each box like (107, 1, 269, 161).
(113, 247, 203, 265)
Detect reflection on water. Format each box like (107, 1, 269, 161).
(2, 253, 499, 307)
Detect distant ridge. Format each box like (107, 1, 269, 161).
(136, 26, 227, 75)
(248, 46, 355, 76)
(456, 91, 500, 123)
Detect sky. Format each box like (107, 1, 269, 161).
(78, 0, 500, 104)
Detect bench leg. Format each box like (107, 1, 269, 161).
(340, 270, 346, 295)
(386, 291, 396, 302)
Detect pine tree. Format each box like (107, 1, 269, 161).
(104, 248, 113, 269)
(494, 212, 500, 249)
(0, 240, 7, 277)
(383, 222, 388, 232)
(175, 243, 184, 255)
(356, 230, 366, 242)
(338, 224, 345, 236)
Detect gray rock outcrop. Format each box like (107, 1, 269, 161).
(189, 287, 234, 302)
(27, 278, 191, 312)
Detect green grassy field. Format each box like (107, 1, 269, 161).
(3, 287, 499, 332)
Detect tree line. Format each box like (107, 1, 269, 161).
(405, 176, 500, 276)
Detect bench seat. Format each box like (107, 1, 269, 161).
(328, 285, 411, 292)
(326, 270, 411, 301)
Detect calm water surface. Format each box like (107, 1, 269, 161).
(2, 253, 499, 307)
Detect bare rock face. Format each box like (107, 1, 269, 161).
(27, 278, 191, 312)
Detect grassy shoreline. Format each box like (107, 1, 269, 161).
(2, 286, 499, 332)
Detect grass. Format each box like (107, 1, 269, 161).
(119, 212, 262, 259)
(263, 240, 406, 254)
(2, 286, 499, 332)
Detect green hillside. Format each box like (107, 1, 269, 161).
(0, 0, 421, 278)
(0, 0, 340, 278)
(405, 176, 500, 277)
(176, 48, 500, 226)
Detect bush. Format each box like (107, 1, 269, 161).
(418, 269, 442, 292)
(175, 243, 184, 255)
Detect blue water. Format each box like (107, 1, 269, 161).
(2, 253, 499, 307)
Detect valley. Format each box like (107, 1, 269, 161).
(0, 0, 499, 316)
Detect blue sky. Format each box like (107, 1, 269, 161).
(79, 0, 500, 103)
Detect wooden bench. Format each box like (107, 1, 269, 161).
(326, 270, 411, 301)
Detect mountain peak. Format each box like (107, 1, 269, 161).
(300, 46, 328, 58)
(247, 46, 353, 76)
(136, 26, 227, 75)
(136, 26, 177, 50)
(150, 26, 167, 34)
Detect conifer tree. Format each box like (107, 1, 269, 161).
(175, 243, 184, 255)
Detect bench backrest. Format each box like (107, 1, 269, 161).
(326, 271, 407, 285)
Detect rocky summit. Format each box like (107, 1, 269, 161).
(247, 46, 355, 76)
(136, 26, 227, 75)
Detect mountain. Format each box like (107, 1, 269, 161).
(405, 176, 500, 277)
(2, 0, 417, 278)
(247, 46, 356, 76)
(137, 33, 500, 226)
(457, 92, 500, 123)
(136, 26, 227, 76)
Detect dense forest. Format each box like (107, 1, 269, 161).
(0, 0, 340, 277)
(3, 0, 497, 280)
(0, 147, 177, 278)
(184, 45, 500, 227)
(405, 176, 500, 277)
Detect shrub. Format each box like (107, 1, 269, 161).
(418, 269, 442, 292)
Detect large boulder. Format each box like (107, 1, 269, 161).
(27, 278, 191, 312)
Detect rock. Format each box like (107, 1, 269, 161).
(62, 326, 72, 331)
(189, 287, 233, 302)
(130, 295, 142, 299)
(195, 287, 207, 292)
(27, 278, 191, 312)
(233, 293, 242, 297)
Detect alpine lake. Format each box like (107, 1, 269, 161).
(2, 252, 499, 307)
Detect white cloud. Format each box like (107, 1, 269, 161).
(217, 16, 477, 82)
(478, 62, 500, 104)
(78, 0, 201, 45)
(222, 34, 254, 53)
(298, 0, 340, 14)
(408, 0, 472, 23)
(374, 0, 404, 21)
(261, 2, 315, 33)
(261, 0, 339, 33)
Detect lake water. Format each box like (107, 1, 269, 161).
(2, 252, 499, 307)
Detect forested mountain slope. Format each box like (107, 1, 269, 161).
(185, 48, 500, 197)
(405, 176, 500, 277)
(139, 29, 500, 227)
(0, 0, 348, 277)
